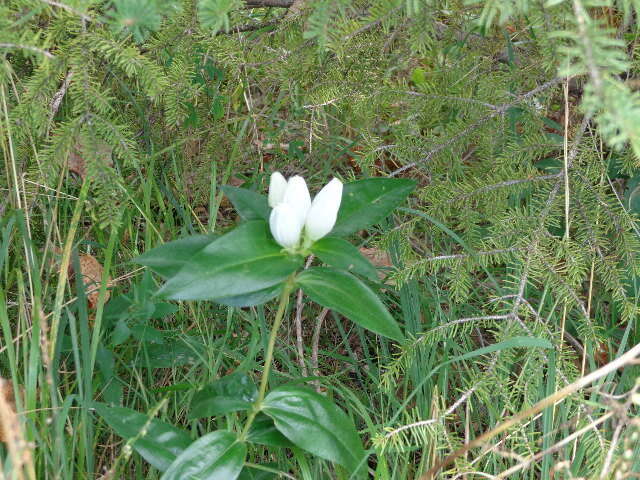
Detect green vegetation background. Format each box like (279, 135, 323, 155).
(1, 0, 640, 478)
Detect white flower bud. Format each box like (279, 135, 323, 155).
(269, 203, 304, 249)
(268, 171, 288, 208)
(304, 177, 343, 241)
(283, 175, 311, 225)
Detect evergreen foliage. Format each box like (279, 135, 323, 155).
(1, 0, 640, 478)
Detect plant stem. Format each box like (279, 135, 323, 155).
(241, 274, 296, 438)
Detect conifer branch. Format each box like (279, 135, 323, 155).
(451, 174, 562, 204)
(342, 11, 393, 42)
(389, 78, 562, 177)
(511, 116, 591, 312)
(403, 91, 500, 110)
(505, 116, 608, 452)
(572, 0, 602, 93)
(384, 373, 486, 440)
(518, 299, 584, 356)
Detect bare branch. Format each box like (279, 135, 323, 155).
(495, 411, 614, 478)
(294, 256, 314, 378)
(421, 339, 640, 479)
(0, 43, 54, 58)
(244, 0, 293, 7)
(39, 0, 92, 21)
(410, 247, 520, 266)
(428, 314, 515, 334)
(403, 91, 499, 110)
(385, 356, 500, 441)
(311, 308, 329, 392)
(384, 381, 482, 439)
(49, 71, 73, 123)
(599, 420, 624, 479)
(227, 18, 283, 33)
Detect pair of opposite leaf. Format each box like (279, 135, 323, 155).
(268, 172, 343, 251)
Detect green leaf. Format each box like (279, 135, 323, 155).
(188, 373, 257, 420)
(129, 324, 166, 343)
(411, 67, 427, 85)
(162, 430, 246, 480)
(296, 267, 404, 342)
(221, 186, 270, 221)
(624, 175, 640, 213)
(263, 385, 366, 477)
(198, 0, 239, 36)
(535, 157, 562, 173)
(159, 221, 303, 301)
(452, 336, 553, 359)
(247, 414, 293, 448)
(110, 319, 131, 345)
(151, 302, 179, 319)
(216, 284, 282, 308)
(331, 178, 416, 237)
(211, 95, 226, 120)
(135, 336, 205, 368)
(311, 237, 378, 281)
(134, 234, 217, 279)
(93, 403, 191, 472)
(238, 465, 277, 479)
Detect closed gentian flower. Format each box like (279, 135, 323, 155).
(282, 175, 311, 225)
(304, 178, 343, 242)
(269, 202, 305, 249)
(268, 171, 288, 208)
(267, 172, 342, 250)
(268, 175, 310, 249)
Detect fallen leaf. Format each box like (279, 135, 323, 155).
(253, 139, 290, 151)
(68, 140, 113, 180)
(219, 176, 247, 209)
(71, 254, 111, 308)
(194, 205, 209, 224)
(594, 341, 609, 367)
(359, 247, 394, 283)
(0, 379, 32, 474)
(228, 176, 245, 187)
(0, 379, 17, 443)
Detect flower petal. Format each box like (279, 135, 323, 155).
(283, 175, 311, 225)
(269, 203, 304, 249)
(268, 171, 288, 208)
(305, 178, 343, 241)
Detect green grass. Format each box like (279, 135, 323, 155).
(2, 3, 640, 478)
(2, 166, 638, 478)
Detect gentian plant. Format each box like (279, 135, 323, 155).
(95, 174, 415, 479)
(268, 172, 344, 251)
